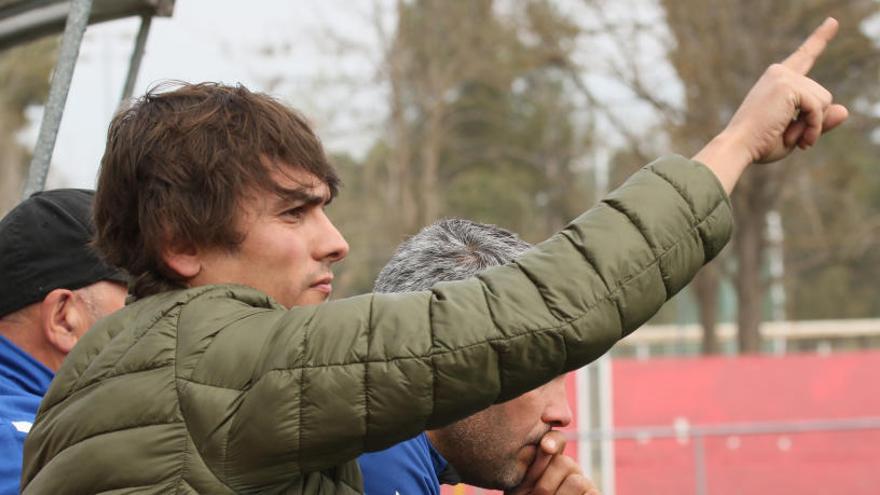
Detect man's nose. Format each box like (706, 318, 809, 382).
(317, 212, 349, 263)
(542, 376, 573, 428)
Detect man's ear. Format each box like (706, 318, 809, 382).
(40, 289, 84, 355)
(161, 239, 202, 280)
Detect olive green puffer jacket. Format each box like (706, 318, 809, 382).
(21, 156, 731, 494)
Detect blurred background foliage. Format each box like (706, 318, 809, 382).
(328, 0, 880, 355)
(0, 36, 56, 213)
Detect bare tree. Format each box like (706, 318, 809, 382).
(575, 0, 880, 353)
(374, 0, 591, 234)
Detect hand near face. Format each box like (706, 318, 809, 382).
(504, 430, 599, 495)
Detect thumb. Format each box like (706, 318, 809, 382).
(821, 104, 848, 134)
(786, 103, 849, 150)
(505, 431, 567, 494)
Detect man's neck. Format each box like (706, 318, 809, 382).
(425, 430, 462, 485)
(424, 430, 443, 455)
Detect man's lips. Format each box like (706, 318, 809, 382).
(310, 276, 333, 294)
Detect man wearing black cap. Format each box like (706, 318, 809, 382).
(0, 189, 128, 495)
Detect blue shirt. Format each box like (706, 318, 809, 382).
(0, 336, 53, 495)
(358, 433, 449, 495)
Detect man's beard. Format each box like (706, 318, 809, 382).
(435, 414, 546, 490)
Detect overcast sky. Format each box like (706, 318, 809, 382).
(27, 0, 385, 189)
(23, 0, 672, 191)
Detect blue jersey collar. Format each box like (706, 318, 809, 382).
(0, 335, 54, 396)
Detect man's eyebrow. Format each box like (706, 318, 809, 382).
(273, 186, 330, 207)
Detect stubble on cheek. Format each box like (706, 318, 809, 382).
(504, 426, 555, 487)
(510, 443, 538, 481)
(491, 428, 546, 489)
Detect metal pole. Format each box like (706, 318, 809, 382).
(693, 433, 708, 495)
(22, 0, 94, 199)
(575, 366, 591, 478)
(120, 14, 153, 103)
(598, 355, 615, 495)
(766, 210, 788, 355)
(578, 416, 880, 441)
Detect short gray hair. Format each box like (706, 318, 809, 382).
(374, 219, 533, 293)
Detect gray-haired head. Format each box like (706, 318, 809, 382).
(374, 219, 532, 293)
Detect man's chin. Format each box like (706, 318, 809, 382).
(498, 444, 538, 489)
(293, 291, 330, 307)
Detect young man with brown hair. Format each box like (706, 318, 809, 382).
(22, 19, 847, 494)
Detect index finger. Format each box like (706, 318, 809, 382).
(518, 432, 567, 489)
(782, 17, 839, 75)
(515, 445, 554, 492)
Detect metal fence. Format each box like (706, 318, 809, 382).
(575, 416, 880, 495)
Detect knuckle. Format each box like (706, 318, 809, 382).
(560, 455, 579, 470)
(570, 474, 590, 487)
(767, 63, 787, 77)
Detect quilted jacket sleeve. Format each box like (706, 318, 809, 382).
(175, 155, 732, 491)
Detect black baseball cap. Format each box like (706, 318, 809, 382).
(0, 189, 128, 317)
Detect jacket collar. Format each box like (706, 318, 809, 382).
(0, 335, 54, 396)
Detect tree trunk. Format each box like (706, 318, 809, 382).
(732, 170, 773, 353)
(389, 96, 418, 232)
(0, 116, 25, 214)
(419, 103, 444, 226)
(386, 15, 418, 234)
(693, 264, 722, 355)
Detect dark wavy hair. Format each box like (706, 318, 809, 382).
(94, 81, 339, 298)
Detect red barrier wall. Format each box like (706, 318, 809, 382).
(613, 350, 880, 495)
